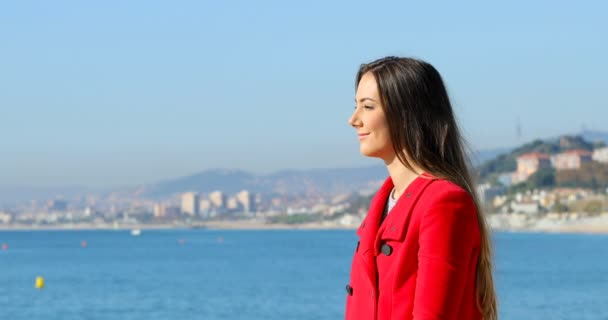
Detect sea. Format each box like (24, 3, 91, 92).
(1, 229, 608, 320)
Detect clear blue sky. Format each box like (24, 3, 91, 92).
(1, 1, 606, 187)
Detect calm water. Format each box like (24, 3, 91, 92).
(1, 230, 607, 319)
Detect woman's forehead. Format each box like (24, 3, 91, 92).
(356, 73, 379, 101)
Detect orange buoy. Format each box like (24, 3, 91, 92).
(81, 241, 88, 248)
(1, 243, 7, 250)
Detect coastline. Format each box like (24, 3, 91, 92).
(0, 221, 357, 231)
(487, 212, 608, 235)
(3, 214, 608, 234)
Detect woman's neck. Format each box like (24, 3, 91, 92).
(384, 154, 423, 199)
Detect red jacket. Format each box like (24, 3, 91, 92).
(345, 174, 482, 320)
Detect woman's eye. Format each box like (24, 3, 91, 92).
(364, 105, 374, 110)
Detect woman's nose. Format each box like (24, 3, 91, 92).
(349, 109, 360, 128)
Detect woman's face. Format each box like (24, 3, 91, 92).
(349, 72, 395, 161)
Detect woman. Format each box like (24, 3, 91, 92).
(345, 57, 497, 320)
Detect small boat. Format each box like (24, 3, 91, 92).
(130, 229, 141, 236)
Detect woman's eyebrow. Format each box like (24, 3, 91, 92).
(355, 97, 377, 103)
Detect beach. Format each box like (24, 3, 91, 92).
(3, 213, 608, 234)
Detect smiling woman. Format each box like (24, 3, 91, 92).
(350, 74, 393, 160)
(345, 57, 497, 320)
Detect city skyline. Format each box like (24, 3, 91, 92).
(1, 1, 607, 187)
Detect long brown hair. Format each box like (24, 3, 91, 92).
(356, 56, 497, 319)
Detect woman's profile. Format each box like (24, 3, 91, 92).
(345, 56, 497, 320)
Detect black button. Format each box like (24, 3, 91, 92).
(346, 284, 353, 296)
(356, 241, 360, 252)
(381, 243, 393, 256)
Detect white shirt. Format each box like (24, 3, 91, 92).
(381, 187, 398, 221)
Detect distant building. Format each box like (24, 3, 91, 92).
(153, 204, 166, 217)
(236, 190, 256, 213)
(512, 152, 551, 184)
(209, 191, 227, 209)
(497, 173, 513, 187)
(339, 214, 362, 227)
(227, 197, 240, 210)
(164, 206, 181, 217)
(271, 197, 282, 208)
(48, 200, 68, 212)
(197, 199, 213, 218)
(0, 211, 12, 224)
(199, 199, 211, 213)
(511, 200, 541, 215)
(552, 149, 592, 170)
(181, 192, 200, 216)
(593, 147, 608, 163)
(83, 207, 97, 217)
(476, 183, 506, 204)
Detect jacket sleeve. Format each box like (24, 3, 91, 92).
(412, 188, 479, 320)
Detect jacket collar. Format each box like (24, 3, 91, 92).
(355, 172, 436, 288)
(374, 174, 436, 249)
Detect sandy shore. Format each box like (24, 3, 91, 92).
(0, 221, 356, 231)
(488, 213, 608, 234)
(0, 223, 178, 231)
(201, 220, 355, 230)
(4, 214, 608, 234)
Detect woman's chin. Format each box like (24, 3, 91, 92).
(359, 146, 393, 162)
(359, 147, 380, 159)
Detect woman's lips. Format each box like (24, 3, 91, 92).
(358, 133, 370, 140)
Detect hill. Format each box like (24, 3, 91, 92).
(135, 166, 388, 198)
(477, 135, 599, 181)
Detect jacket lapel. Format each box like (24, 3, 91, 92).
(375, 174, 436, 248)
(356, 177, 394, 289)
